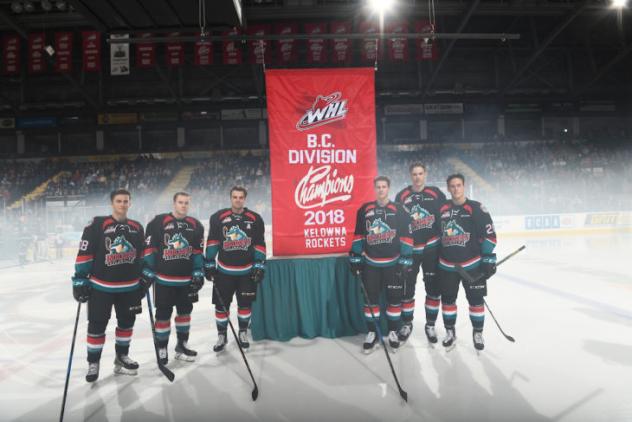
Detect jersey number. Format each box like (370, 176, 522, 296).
(485, 224, 495, 235)
(79, 240, 89, 251)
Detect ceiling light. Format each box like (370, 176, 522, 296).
(41, 0, 52, 11)
(23, 0, 34, 12)
(612, 0, 627, 8)
(10, 1, 23, 13)
(368, 0, 394, 13)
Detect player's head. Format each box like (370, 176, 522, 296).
(446, 174, 465, 203)
(173, 191, 190, 218)
(373, 176, 390, 202)
(230, 186, 247, 212)
(409, 162, 427, 188)
(110, 189, 131, 217)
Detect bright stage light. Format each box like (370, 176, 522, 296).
(368, 0, 394, 13)
(612, 0, 627, 8)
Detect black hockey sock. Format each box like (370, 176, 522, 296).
(87, 333, 105, 363)
(401, 299, 415, 323)
(425, 295, 440, 326)
(114, 326, 133, 356)
(469, 304, 485, 331)
(215, 308, 229, 333)
(442, 302, 457, 329)
(363, 304, 380, 330)
(175, 314, 191, 342)
(386, 304, 402, 332)
(155, 319, 170, 348)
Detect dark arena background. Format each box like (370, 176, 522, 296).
(1, 0, 631, 421)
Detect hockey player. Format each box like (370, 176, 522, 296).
(205, 186, 266, 353)
(72, 189, 145, 382)
(142, 192, 205, 365)
(395, 163, 446, 344)
(349, 176, 413, 353)
(438, 174, 497, 350)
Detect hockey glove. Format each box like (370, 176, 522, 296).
(348, 253, 363, 277)
(481, 254, 497, 279)
(395, 256, 413, 283)
(250, 261, 265, 283)
(204, 262, 218, 282)
(190, 271, 205, 293)
(187, 271, 205, 303)
(139, 268, 155, 296)
(71, 276, 91, 303)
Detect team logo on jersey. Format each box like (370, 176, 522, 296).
(105, 235, 136, 266)
(222, 225, 252, 251)
(163, 233, 193, 260)
(296, 92, 348, 131)
(366, 218, 396, 245)
(409, 205, 435, 231)
(441, 220, 470, 247)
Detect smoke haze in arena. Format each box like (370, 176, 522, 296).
(2, 141, 630, 260)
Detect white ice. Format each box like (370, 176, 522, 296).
(1, 232, 631, 422)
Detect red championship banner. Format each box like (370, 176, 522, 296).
(194, 33, 213, 65)
(386, 20, 409, 62)
(247, 24, 271, 64)
(222, 27, 242, 64)
(54, 32, 73, 73)
(82, 31, 101, 72)
(136, 32, 155, 68)
(166, 33, 184, 66)
(305, 22, 327, 64)
(415, 20, 439, 61)
(358, 20, 382, 64)
(330, 21, 351, 64)
(3, 34, 20, 75)
(275, 23, 297, 64)
(266, 68, 377, 256)
(28, 32, 46, 74)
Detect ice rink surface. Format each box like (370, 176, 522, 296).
(1, 232, 631, 422)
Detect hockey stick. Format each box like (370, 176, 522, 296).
(356, 275, 408, 403)
(455, 245, 526, 343)
(212, 283, 259, 401)
(145, 292, 175, 382)
(59, 302, 81, 422)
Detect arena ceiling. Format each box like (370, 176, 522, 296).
(0, 0, 631, 113)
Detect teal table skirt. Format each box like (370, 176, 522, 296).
(251, 256, 375, 341)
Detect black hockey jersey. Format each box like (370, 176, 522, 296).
(74, 216, 144, 293)
(205, 208, 266, 276)
(395, 185, 446, 255)
(351, 201, 413, 267)
(143, 213, 204, 287)
(438, 199, 497, 272)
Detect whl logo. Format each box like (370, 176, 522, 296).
(296, 92, 348, 131)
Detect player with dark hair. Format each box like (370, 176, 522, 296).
(205, 186, 266, 352)
(349, 176, 413, 353)
(438, 174, 497, 350)
(395, 162, 446, 344)
(72, 189, 145, 382)
(142, 191, 205, 365)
